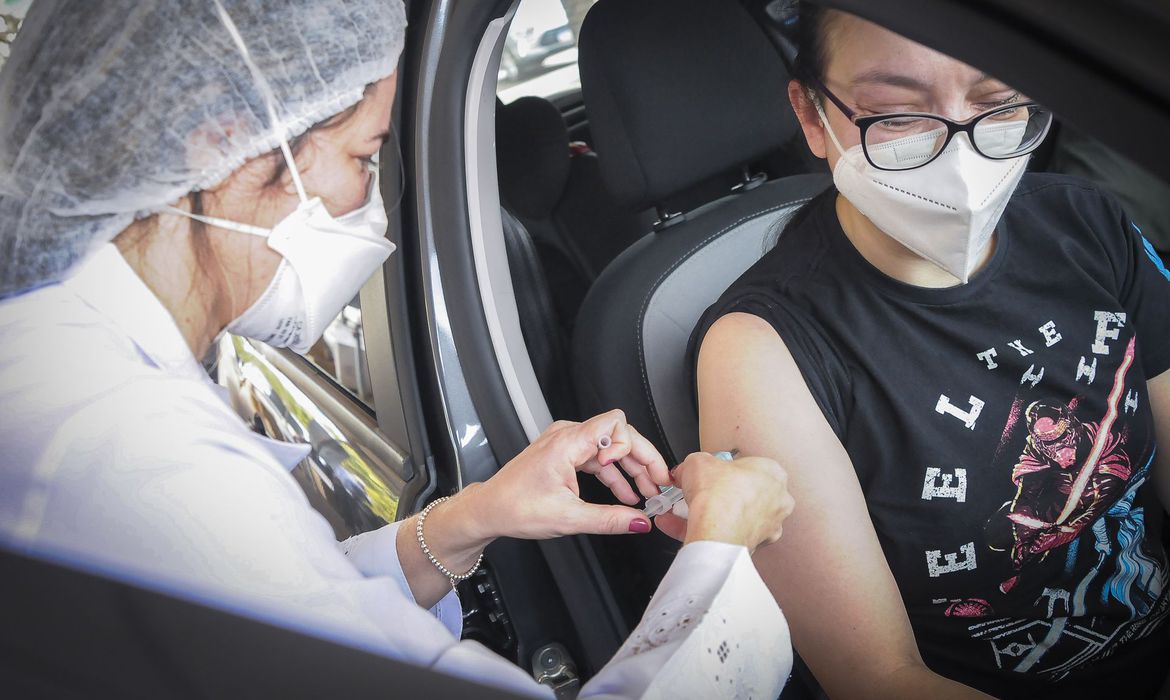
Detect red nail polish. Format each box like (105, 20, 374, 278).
(629, 519, 651, 533)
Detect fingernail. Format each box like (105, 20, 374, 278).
(629, 518, 651, 533)
(603, 458, 615, 466)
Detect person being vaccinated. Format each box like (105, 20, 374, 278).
(692, 4, 1170, 698)
(0, 1, 795, 697)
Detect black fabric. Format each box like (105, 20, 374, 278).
(578, 0, 799, 209)
(1047, 124, 1170, 253)
(517, 213, 591, 342)
(500, 208, 576, 420)
(496, 96, 572, 220)
(495, 97, 649, 321)
(555, 151, 652, 279)
(691, 174, 1170, 698)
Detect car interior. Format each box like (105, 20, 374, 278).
(495, 0, 1083, 445)
(489, 0, 1167, 660)
(4, 0, 1168, 696)
(491, 3, 837, 687)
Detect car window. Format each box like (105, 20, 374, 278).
(0, 0, 32, 70)
(303, 300, 376, 408)
(496, 0, 596, 103)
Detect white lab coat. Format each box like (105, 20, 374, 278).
(0, 244, 792, 698)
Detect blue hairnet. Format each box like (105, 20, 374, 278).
(0, 0, 406, 298)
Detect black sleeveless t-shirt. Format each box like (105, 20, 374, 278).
(691, 174, 1170, 698)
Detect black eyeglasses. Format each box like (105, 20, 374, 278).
(808, 75, 1054, 171)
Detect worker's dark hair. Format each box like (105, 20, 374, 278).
(792, 2, 841, 89)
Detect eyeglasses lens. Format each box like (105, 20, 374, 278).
(973, 104, 1052, 158)
(862, 105, 1053, 171)
(864, 117, 949, 170)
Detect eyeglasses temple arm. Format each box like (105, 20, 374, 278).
(805, 74, 858, 121)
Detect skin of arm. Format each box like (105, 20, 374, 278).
(697, 313, 992, 700)
(1146, 369, 1170, 515)
(397, 415, 797, 609)
(392, 410, 673, 609)
(394, 484, 495, 609)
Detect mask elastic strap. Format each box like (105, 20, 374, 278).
(166, 206, 270, 238)
(212, 0, 309, 204)
(812, 98, 849, 160)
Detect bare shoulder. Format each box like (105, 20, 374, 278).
(699, 312, 800, 380)
(703, 311, 782, 346)
(697, 310, 837, 458)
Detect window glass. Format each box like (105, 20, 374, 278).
(496, 0, 597, 103)
(304, 299, 375, 408)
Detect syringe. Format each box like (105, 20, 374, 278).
(642, 450, 738, 518)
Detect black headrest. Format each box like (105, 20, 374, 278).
(578, 0, 799, 210)
(495, 96, 571, 220)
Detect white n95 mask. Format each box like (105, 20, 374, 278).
(171, 164, 394, 354)
(817, 102, 1028, 283)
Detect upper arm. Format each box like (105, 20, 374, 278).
(1147, 368, 1170, 514)
(696, 312, 926, 698)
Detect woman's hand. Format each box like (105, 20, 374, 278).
(454, 410, 674, 546)
(396, 409, 669, 607)
(654, 452, 794, 553)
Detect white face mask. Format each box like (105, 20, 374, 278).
(816, 101, 1028, 283)
(171, 163, 395, 354)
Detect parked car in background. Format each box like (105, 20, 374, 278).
(498, 0, 575, 84)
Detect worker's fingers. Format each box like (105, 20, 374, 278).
(654, 512, 688, 542)
(581, 462, 640, 505)
(615, 425, 671, 497)
(593, 419, 633, 468)
(561, 502, 653, 536)
(553, 410, 630, 472)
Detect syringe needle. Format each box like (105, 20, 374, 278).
(642, 450, 738, 518)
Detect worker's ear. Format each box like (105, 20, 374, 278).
(788, 79, 828, 160)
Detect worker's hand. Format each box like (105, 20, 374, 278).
(655, 453, 794, 553)
(452, 410, 672, 544)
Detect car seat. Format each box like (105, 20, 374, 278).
(496, 96, 651, 419)
(573, 0, 829, 466)
(496, 96, 650, 331)
(571, 7, 831, 694)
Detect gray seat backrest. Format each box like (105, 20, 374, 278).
(571, 0, 827, 463)
(573, 175, 828, 465)
(642, 196, 814, 458)
(568, 0, 833, 664)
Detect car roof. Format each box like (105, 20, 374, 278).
(825, 0, 1170, 182)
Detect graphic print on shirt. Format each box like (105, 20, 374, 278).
(989, 337, 1138, 596)
(930, 314, 1168, 681)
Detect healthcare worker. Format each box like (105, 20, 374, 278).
(0, 1, 795, 697)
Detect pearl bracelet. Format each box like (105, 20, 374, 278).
(416, 495, 484, 591)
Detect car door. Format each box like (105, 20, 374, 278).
(219, 0, 629, 692)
